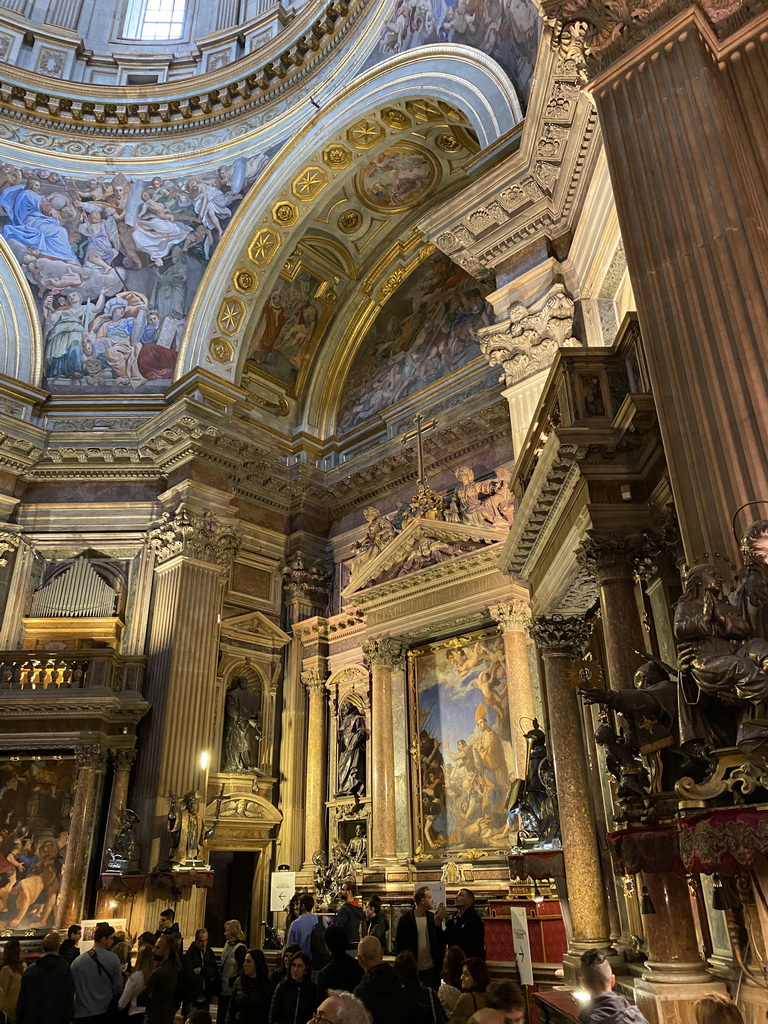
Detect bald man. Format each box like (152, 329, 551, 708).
(353, 937, 407, 1024)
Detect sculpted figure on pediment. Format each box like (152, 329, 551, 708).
(350, 507, 398, 576)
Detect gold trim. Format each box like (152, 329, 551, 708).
(346, 118, 385, 149)
(271, 201, 299, 226)
(233, 268, 258, 294)
(217, 297, 245, 335)
(291, 166, 328, 201)
(354, 142, 441, 214)
(209, 337, 235, 363)
(248, 228, 281, 266)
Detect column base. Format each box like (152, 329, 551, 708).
(634, 977, 727, 1024)
(641, 958, 713, 985)
(562, 942, 620, 986)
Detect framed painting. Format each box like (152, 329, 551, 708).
(408, 628, 513, 858)
(0, 756, 75, 933)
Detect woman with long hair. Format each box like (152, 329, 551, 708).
(269, 943, 301, 989)
(227, 949, 272, 1024)
(0, 939, 25, 1024)
(218, 920, 247, 1024)
(269, 952, 317, 1024)
(447, 958, 490, 1024)
(118, 943, 155, 1022)
(438, 946, 465, 1017)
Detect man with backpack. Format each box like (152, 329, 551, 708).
(578, 950, 649, 1024)
(70, 922, 123, 1024)
(335, 882, 365, 951)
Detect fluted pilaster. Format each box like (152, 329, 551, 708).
(529, 616, 611, 952)
(363, 638, 405, 864)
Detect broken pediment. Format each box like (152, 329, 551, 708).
(342, 517, 507, 600)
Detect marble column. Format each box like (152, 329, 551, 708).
(578, 532, 646, 691)
(135, 505, 240, 871)
(529, 615, 612, 974)
(539, 0, 768, 563)
(489, 600, 537, 778)
(363, 638, 405, 866)
(101, 747, 137, 869)
(57, 743, 106, 928)
(302, 669, 328, 868)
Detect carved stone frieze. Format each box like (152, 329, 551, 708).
(529, 614, 592, 658)
(147, 505, 242, 568)
(362, 638, 407, 670)
(478, 286, 581, 386)
(489, 600, 531, 633)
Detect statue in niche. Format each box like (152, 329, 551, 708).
(350, 507, 397, 575)
(222, 676, 262, 773)
(446, 466, 515, 528)
(105, 808, 140, 874)
(337, 700, 368, 797)
(347, 824, 367, 866)
(168, 791, 216, 866)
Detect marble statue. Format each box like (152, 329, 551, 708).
(337, 701, 368, 797)
(105, 808, 140, 874)
(447, 466, 515, 527)
(168, 791, 216, 866)
(347, 824, 367, 866)
(222, 676, 262, 773)
(350, 507, 397, 574)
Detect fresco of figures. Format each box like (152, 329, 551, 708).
(0, 151, 274, 394)
(369, 0, 541, 106)
(337, 251, 492, 433)
(410, 629, 513, 855)
(0, 758, 74, 932)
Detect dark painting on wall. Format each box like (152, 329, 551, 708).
(0, 757, 74, 932)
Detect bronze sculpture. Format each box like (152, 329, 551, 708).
(222, 675, 262, 773)
(337, 700, 368, 797)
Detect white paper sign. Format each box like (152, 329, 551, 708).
(415, 881, 447, 912)
(270, 871, 296, 913)
(79, 918, 127, 953)
(510, 906, 534, 986)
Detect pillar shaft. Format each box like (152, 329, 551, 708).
(529, 617, 611, 948)
(586, 9, 768, 563)
(364, 639, 403, 864)
(641, 870, 710, 982)
(101, 748, 136, 870)
(57, 745, 105, 927)
(489, 601, 537, 778)
(302, 670, 328, 866)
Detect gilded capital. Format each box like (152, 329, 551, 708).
(489, 600, 532, 633)
(147, 504, 241, 568)
(76, 743, 107, 770)
(301, 669, 327, 696)
(576, 531, 643, 584)
(363, 638, 406, 670)
(529, 614, 592, 658)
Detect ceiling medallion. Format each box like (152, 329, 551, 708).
(338, 209, 362, 233)
(291, 166, 328, 201)
(233, 268, 258, 293)
(217, 297, 245, 335)
(436, 133, 462, 153)
(248, 228, 281, 266)
(346, 118, 385, 150)
(355, 143, 439, 213)
(380, 107, 412, 130)
(209, 337, 235, 363)
(323, 144, 353, 169)
(272, 201, 299, 226)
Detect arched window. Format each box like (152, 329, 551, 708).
(123, 0, 187, 39)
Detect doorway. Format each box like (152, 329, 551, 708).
(207, 850, 259, 947)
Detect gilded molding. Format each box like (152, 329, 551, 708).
(146, 504, 242, 568)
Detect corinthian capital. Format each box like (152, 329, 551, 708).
(576, 531, 643, 585)
(301, 669, 327, 696)
(489, 601, 532, 633)
(147, 504, 241, 568)
(363, 638, 406, 670)
(280, 552, 332, 602)
(477, 285, 580, 387)
(0, 528, 20, 567)
(76, 743, 107, 770)
(529, 614, 591, 658)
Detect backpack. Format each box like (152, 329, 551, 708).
(310, 918, 331, 970)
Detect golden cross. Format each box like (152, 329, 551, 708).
(401, 412, 438, 485)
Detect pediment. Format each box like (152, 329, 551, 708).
(343, 517, 507, 600)
(220, 610, 290, 647)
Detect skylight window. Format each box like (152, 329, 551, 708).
(124, 0, 187, 40)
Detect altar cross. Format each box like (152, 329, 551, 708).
(401, 412, 438, 485)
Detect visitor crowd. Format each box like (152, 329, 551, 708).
(0, 889, 746, 1024)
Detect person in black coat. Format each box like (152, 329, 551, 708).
(181, 928, 219, 1016)
(354, 937, 409, 1024)
(393, 952, 447, 1024)
(316, 927, 364, 1002)
(16, 931, 74, 1024)
(394, 887, 446, 990)
(227, 950, 272, 1024)
(443, 890, 485, 961)
(269, 952, 317, 1024)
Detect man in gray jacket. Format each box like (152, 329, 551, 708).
(70, 922, 123, 1024)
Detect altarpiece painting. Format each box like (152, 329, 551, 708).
(0, 757, 74, 932)
(409, 628, 513, 857)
